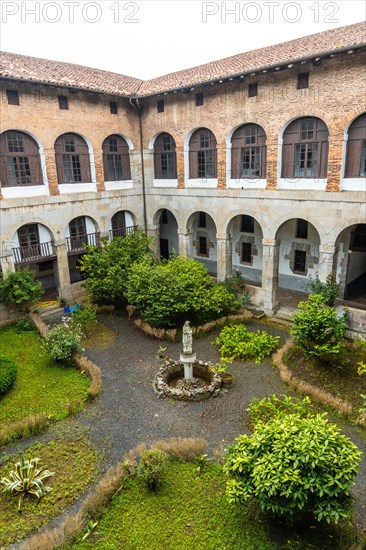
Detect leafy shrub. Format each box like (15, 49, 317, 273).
(137, 449, 168, 491)
(224, 414, 361, 524)
(305, 274, 339, 306)
(248, 394, 313, 428)
(45, 321, 82, 362)
(126, 256, 240, 328)
(79, 229, 152, 303)
(0, 268, 43, 308)
(215, 324, 279, 364)
(71, 299, 97, 336)
(14, 318, 36, 333)
(0, 357, 17, 397)
(358, 362, 366, 375)
(0, 456, 54, 511)
(291, 294, 347, 358)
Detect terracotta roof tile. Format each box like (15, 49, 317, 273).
(0, 51, 143, 96)
(0, 22, 365, 97)
(138, 21, 366, 95)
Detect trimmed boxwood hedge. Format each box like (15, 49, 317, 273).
(0, 358, 17, 397)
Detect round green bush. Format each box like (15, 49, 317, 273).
(0, 357, 17, 397)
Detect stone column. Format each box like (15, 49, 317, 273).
(54, 240, 72, 302)
(0, 250, 15, 275)
(261, 238, 280, 315)
(178, 230, 191, 257)
(147, 225, 160, 259)
(216, 235, 232, 281)
(317, 244, 336, 283)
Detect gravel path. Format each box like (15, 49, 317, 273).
(3, 311, 366, 545)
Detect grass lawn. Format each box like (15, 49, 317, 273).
(0, 436, 100, 546)
(0, 323, 91, 424)
(69, 461, 356, 550)
(283, 340, 366, 411)
(82, 320, 115, 349)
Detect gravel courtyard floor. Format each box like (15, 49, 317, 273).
(3, 311, 366, 545)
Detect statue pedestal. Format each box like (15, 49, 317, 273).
(180, 350, 196, 380)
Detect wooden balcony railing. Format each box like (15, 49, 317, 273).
(12, 241, 55, 264)
(109, 225, 138, 240)
(66, 232, 100, 254)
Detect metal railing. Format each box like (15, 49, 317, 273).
(109, 225, 138, 240)
(66, 232, 100, 253)
(12, 241, 55, 264)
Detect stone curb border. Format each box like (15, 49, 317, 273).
(273, 340, 366, 427)
(131, 310, 254, 341)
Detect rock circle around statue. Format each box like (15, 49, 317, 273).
(154, 358, 223, 402)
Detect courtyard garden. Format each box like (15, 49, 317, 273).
(0, 246, 365, 549)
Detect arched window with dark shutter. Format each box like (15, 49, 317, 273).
(54, 133, 91, 184)
(189, 128, 217, 179)
(102, 135, 131, 181)
(231, 124, 266, 179)
(281, 117, 329, 179)
(0, 130, 43, 187)
(154, 133, 177, 179)
(345, 113, 366, 178)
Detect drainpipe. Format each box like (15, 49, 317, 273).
(129, 97, 148, 234)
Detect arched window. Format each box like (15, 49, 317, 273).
(189, 128, 217, 179)
(55, 133, 91, 184)
(231, 124, 266, 179)
(281, 117, 329, 178)
(345, 114, 366, 178)
(154, 133, 177, 179)
(102, 135, 131, 181)
(0, 130, 43, 187)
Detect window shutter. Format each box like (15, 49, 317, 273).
(345, 139, 361, 178)
(345, 114, 366, 177)
(281, 144, 293, 178)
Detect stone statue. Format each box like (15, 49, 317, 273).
(182, 320, 193, 354)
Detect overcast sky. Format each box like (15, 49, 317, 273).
(1, 1, 365, 79)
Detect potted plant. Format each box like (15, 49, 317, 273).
(209, 358, 233, 387)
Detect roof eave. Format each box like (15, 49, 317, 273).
(134, 42, 366, 98)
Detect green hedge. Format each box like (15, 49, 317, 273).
(0, 358, 17, 397)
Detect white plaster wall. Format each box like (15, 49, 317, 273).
(276, 219, 320, 289)
(347, 251, 366, 283)
(230, 216, 263, 283)
(159, 211, 179, 254)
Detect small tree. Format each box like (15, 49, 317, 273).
(126, 255, 239, 328)
(78, 229, 152, 303)
(291, 293, 347, 358)
(0, 268, 43, 309)
(224, 414, 361, 524)
(137, 449, 168, 491)
(305, 274, 339, 305)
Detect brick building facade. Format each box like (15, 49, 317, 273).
(0, 22, 365, 331)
